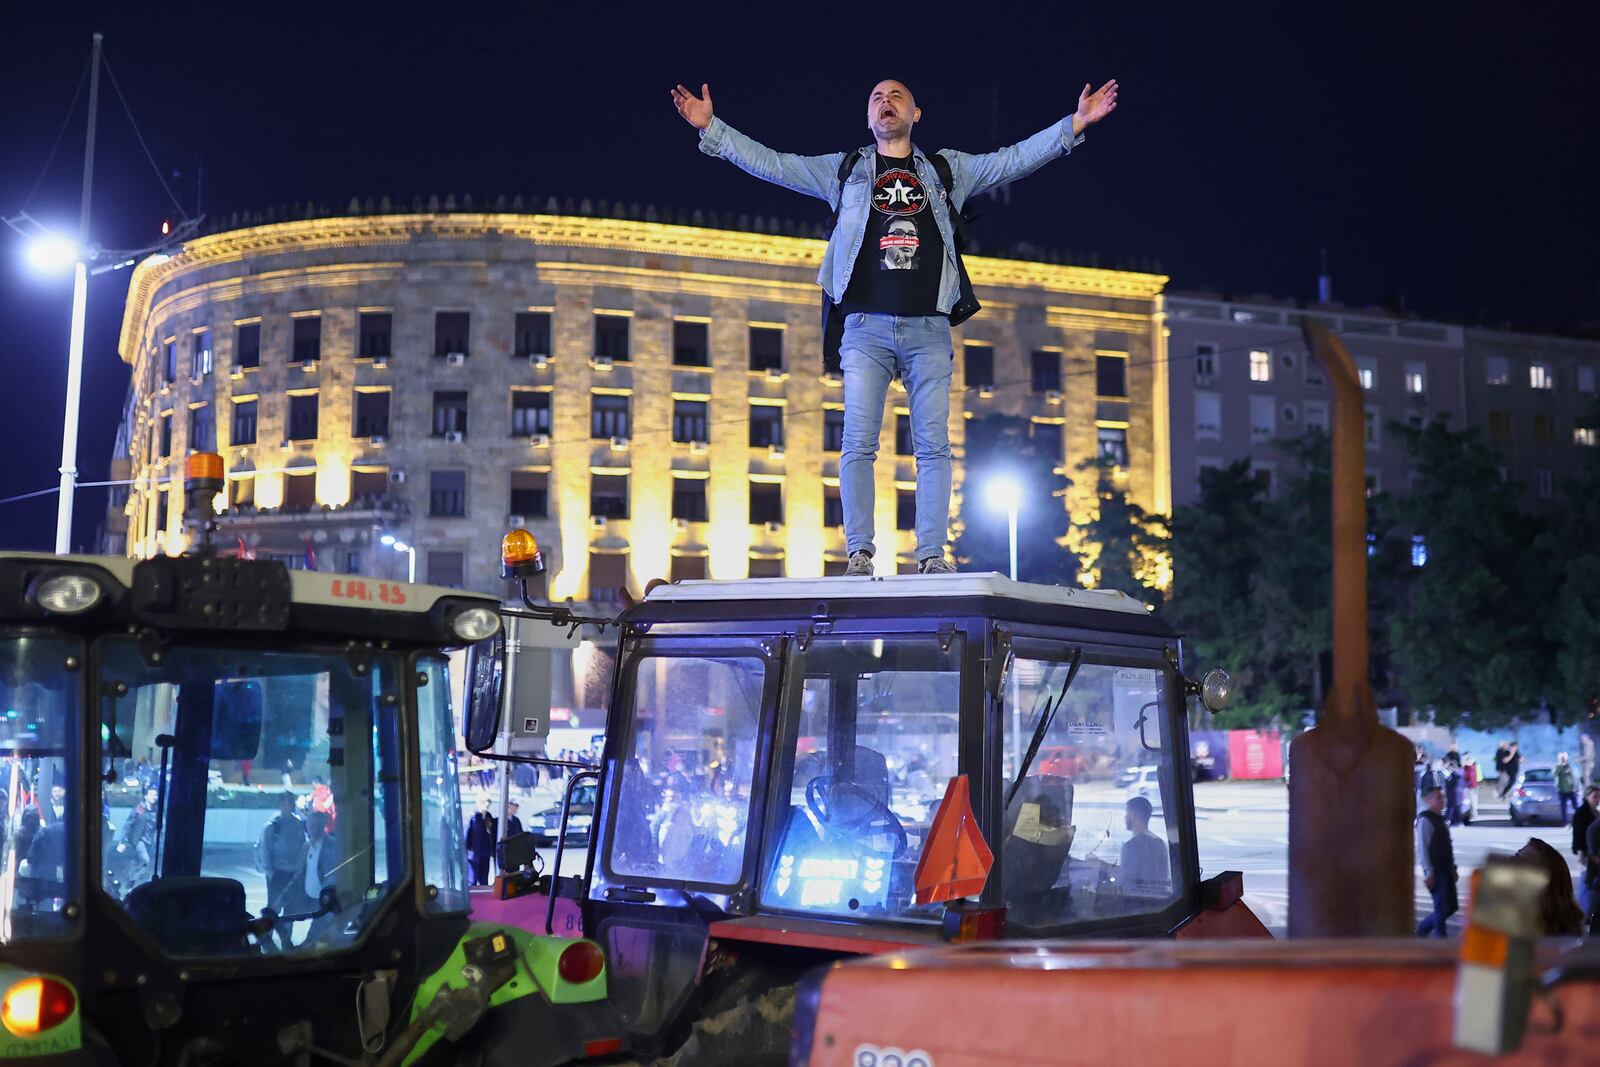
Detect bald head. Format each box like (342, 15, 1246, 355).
(868, 80, 920, 144)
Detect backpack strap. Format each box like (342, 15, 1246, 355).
(927, 151, 972, 245)
(828, 150, 862, 227)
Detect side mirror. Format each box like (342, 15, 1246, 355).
(1200, 669, 1234, 713)
(211, 680, 264, 760)
(464, 633, 506, 755)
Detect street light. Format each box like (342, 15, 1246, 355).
(984, 473, 1023, 582)
(22, 232, 78, 276)
(380, 534, 416, 583)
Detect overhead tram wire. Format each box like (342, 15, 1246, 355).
(19, 55, 92, 213)
(99, 49, 190, 222)
(0, 317, 1411, 512)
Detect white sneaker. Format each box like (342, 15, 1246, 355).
(844, 551, 875, 576)
(918, 556, 956, 574)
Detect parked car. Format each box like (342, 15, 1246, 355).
(532, 781, 598, 845)
(1509, 765, 1561, 826)
(1115, 765, 1162, 794)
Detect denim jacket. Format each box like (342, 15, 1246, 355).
(698, 114, 1085, 314)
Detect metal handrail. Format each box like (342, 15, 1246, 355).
(546, 768, 601, 935)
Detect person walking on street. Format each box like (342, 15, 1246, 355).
(1498, 742, 1522, 800)
(1580, 730, 1596, 789)
(1555, 752, 1580, 824)
(1415, 784, 1459, 938)
(255, 792, 308, 945)
(464, 797, 498, 887)
(1572, 786, 1600, 919)
(672, 76, 1119, 575)
(1443, 750, 1463, 825)
(1513, 838, 1585, 937)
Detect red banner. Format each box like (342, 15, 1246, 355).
(1227, 730, 1284, 779)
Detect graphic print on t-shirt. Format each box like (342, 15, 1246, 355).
(873, 167, 926, 272)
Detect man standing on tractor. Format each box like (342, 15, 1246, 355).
(672, 75, 1119, 575)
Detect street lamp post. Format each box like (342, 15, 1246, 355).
(984, 474, 1022, 582)
(56, 33, 101, 554)
(380, 534, 416, 583)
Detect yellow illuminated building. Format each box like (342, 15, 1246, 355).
(112, 206, 1167, 598)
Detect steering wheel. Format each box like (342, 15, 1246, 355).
(805, 777, 909, 858)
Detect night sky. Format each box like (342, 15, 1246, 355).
(2, 1, 1595, 551)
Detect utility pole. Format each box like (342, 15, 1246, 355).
(55, 32, 102, 553)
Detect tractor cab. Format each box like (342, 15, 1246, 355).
(473, 567, 1224, 1058)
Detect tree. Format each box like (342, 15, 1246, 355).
(1074, 457, 1167, 599)
(1543, 399, 1600, 719)
(1388, 420, 1551, 728)
(953, 414, 1077, 585)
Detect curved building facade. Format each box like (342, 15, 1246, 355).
(112, 209, 1168, 600)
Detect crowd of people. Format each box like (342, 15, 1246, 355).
(1413, 735, 1599, 940)
(251, 786, 340, 949)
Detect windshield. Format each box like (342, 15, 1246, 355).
(100, 638, 406, 957)
(1000, 655, 1186, 930)
(609, 653, 768, 887)
(0, 634, 81, 943)
(1522, 769, 1553, 783)
(418, 655, 468, 913)
(760, 636, 962, 922)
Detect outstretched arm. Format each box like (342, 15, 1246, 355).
(941, 79, 1119, 204)
(671, 83, 849, 206)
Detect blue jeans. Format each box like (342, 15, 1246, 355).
(839, 313, 954, 562)
(1416, 878, 1458, 938)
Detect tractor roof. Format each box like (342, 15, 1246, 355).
(644, 572, 1153, 617)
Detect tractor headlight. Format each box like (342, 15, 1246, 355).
(451, 606, 501, 642)
(30, 573, 103, 615)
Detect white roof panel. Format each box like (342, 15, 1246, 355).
(643, 571, 1151, 617)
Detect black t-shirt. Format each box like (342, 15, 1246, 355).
(839, 153, 946, 317)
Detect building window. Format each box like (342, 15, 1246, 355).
(591, 474, 629, 519)
(1251, 395, 1276, 442)
(1404, 362, 1426, 395)
(428, 550, 465, 589)
(1486, 356, 1510, 386)
(434, 311, 470, 358)
(589, 552, 628, 604)
(343, 551, 362, 575)
(230, 476, 254, 508)
(670, 554, 708, 582)
(595, 314, 630, 361)
(156, 489, 169, 533)
(1248, 349, 1272, 383)
(429, 470, 467, 517)
(188, 405, 215, 453)
(823, 408, 845, 453)
(354, 391, 390, 438)
(350, 468, 388, 505)
(235, 322, 261, 369)
(749, 404, 784, 448)
(1411, 535, 1428, 568)
(750, 482, 783, 525)
(895, 413, 913, 456)
(283, 472, 316, 511)
(1031, 350, 1061, 393)
(509, 470, 549, 519)
(1195, 392, 1221, 440)
(824, 485, 843, 528)
(750, 326, 784, 372)
(359, 312, 392, 360)
(591, 394, 631, 439)
(158, 412, 173, 458)
(673, 399, 708, 443)
(823, 558, 848, 577)
(1030, 421, 1063, 463)
(1097, 352, 1129, 396)
(964, 344, 994, 390)
(511, 391, 551, 436)
(1488, 410, 1513, 441)
(288, 394, 319, 441)
(672, 321, 708, 367)
(1530, 362, 1554, 390)
(1537, 468, 1554, 499)
(1533, 414, 1557, 443)
(1356, 357, 1376, 391)
(671, 476, 708, 522)
(1304, 400, 1329, 432)
(162, 340, 177, 383)
(1098, 426, 1128, 467)
(432, 391, 469, 437)
(514, 312, 550, 358)
(1576, 426, 1598, 447)
(292, 317, 321, 363)
(193, 330, 213, 377)
(231, 399, 257, 445)
(749, 556, 785, 579)
(1304, 353, 1325, 387)
(895, 489, 916, 531)
(1579, 366, 1597, 395)
(1195, 343, 1217, 380)
(1363, 406, 1380, 449)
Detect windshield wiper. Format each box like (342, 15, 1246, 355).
(1004, 647, 1082, 809)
